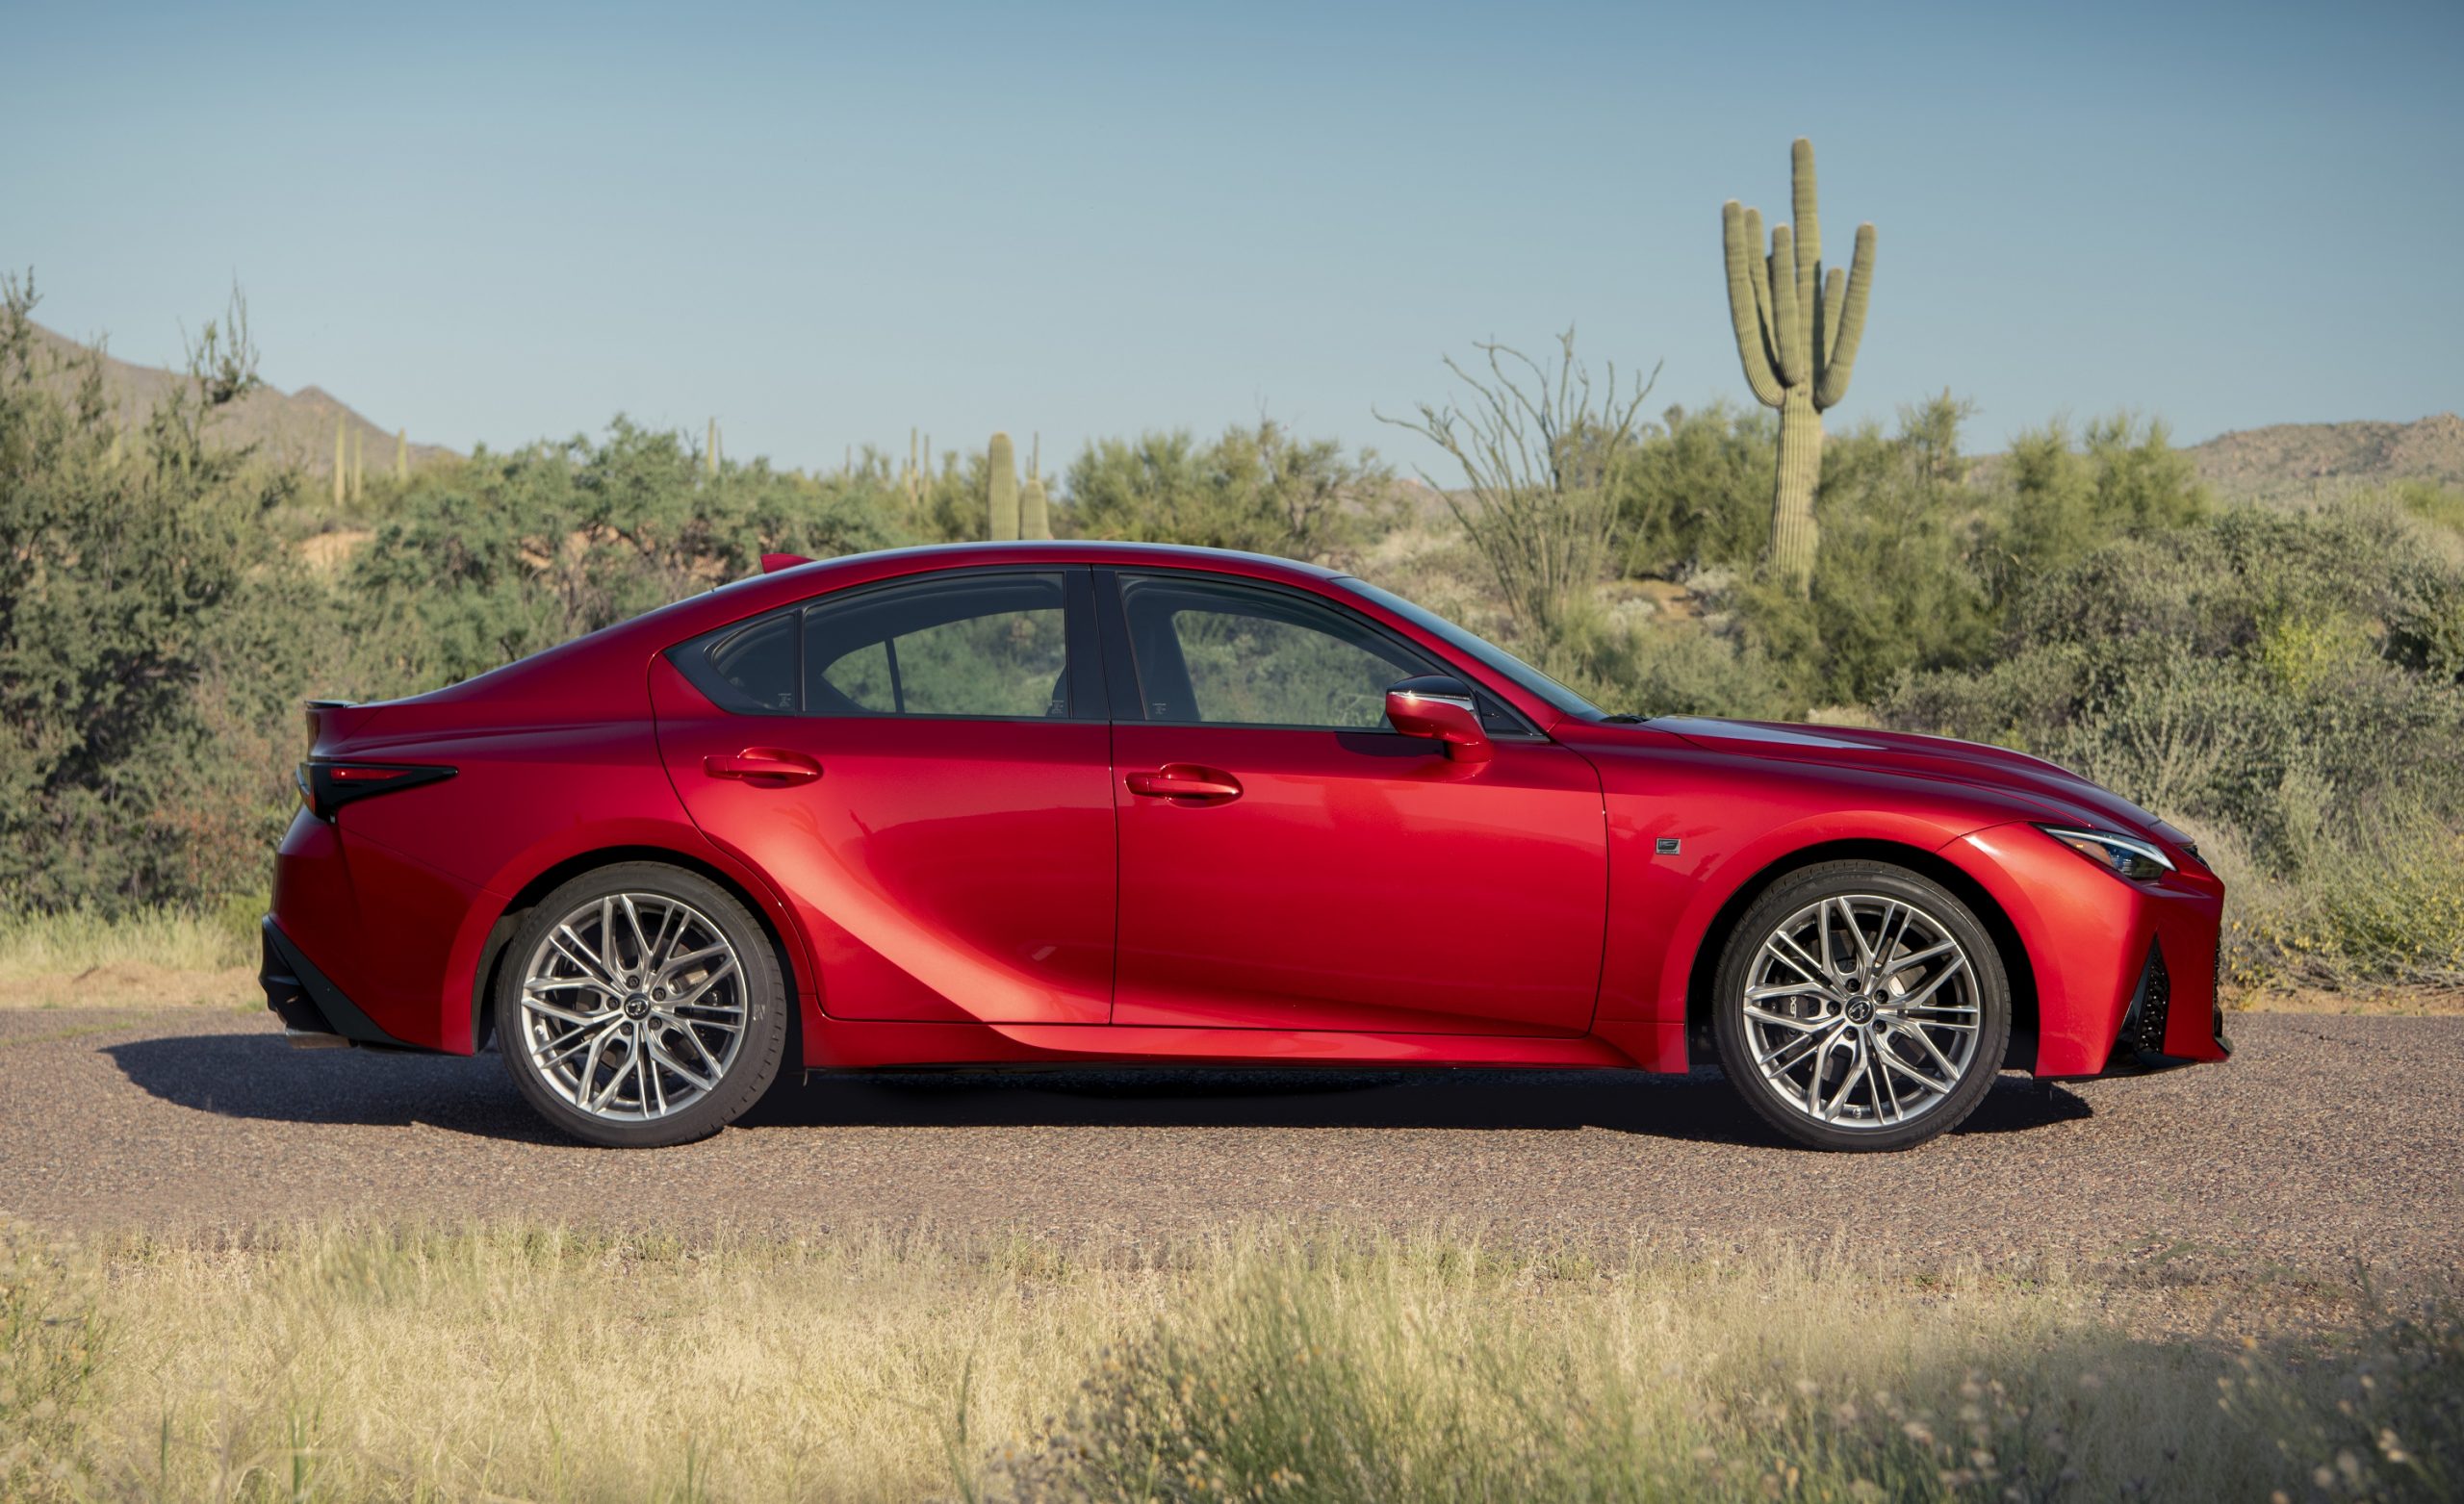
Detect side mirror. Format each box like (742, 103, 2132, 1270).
(1385, 675, 1494, 764)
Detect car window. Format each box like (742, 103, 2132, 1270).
(701, 613, 798, 713)
(1116, 574, 1436, 729)
(804, 572, 1070, 719)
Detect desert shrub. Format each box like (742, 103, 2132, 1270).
(1981, 414, 2207, 600)
(0, 277, 307, 911)
(1630, 395, 1999, 717)
(1067, 419, 1402, 568)
(2392, 479, 2464, 541)
(1574, 620, 1805, 722)
(1614, 400, 1775, 575)
(1885, 498, 2464, 990)
(339, 421, 910, 696)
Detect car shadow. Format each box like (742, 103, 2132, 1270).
(107, 1030, 2095, 1146)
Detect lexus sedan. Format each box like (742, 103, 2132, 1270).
(265, 542, 2228, 1150)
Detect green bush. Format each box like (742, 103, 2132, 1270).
(340, 421, 911, 697)
(1884, 499, 2464, 991)
(0, 278, 307, 911)
(1067, 419, 1402, 567)
(1612, 401, 1775, 576)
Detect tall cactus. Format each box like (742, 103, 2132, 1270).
(1021, 476, 1050, 539)
(394, 427, 408, 482)
(331, 413, 346, 504)
(1019, 432, 1050, 538)
(988, 431, 1019, 541)
(1722, 137, 1876, 594)
(705, 417, 722, 477)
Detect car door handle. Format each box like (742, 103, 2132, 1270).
(704, 749, 822, 785)
(1124, 765, 1243, 802)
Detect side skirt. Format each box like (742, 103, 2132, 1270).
(804, 1020, 1663, 1073)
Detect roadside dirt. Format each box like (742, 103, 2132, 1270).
(2, 1008, 2456, 1302)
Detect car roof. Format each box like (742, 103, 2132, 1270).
(762, 539, 1345, 583)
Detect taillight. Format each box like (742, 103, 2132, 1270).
(296, 760, 455, 820)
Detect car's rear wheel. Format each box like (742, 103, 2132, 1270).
(498, 862, 788, 1147)
(1711, 861, 2010, 1151)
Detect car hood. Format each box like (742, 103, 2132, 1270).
(1638, 715, 2188, 850)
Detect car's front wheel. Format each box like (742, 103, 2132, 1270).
(1711, 861, 2010, 1151)
(497, 862, 788, 1147)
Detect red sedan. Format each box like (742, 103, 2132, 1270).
(265, 542, 2228, 1150)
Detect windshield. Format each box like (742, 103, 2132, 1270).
(1333, 576, 1607, 722)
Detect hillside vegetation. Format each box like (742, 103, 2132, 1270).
(5, 280, 2461, 998)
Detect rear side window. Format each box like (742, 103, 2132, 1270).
(805, 573, 1069, 718)
(696, 613, 798, 713)
(668, 570, 1080, 720)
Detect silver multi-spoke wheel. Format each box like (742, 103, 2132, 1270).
(514, 892, 748, 1123)
(1739, 893, 1982, 1133)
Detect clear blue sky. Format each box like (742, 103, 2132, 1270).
(6, 0, 2458, 476)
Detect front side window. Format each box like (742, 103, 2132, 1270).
(1116, 574, 1438, 730)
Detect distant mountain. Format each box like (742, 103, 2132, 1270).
(24, 319, 455, 477)
(2182, 414, 2464, 505)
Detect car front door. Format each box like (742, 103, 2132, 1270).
(654, 566, 1116, 1025)
(1101, 569, 1608, 1036)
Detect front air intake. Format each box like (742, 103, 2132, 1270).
(2120, 942, 2171, 1056)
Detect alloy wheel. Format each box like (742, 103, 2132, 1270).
(1737, 893, 1983, 1133)
(513, 892, 748, 1122)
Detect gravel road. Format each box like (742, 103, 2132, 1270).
(4, 1006, 2457, 1287)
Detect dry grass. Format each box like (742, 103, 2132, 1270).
(1, 1219, 2453, 1502)
(0, 907, 255, 1010)
(2231, 985, 2464, 1016)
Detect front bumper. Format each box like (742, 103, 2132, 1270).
(2053, 938, 2233, 1079)
(259, 917, 421, 1051)
(1947, 824, 2231, 1077)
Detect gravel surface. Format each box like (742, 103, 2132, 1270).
(3, 1007, 2457, 1287)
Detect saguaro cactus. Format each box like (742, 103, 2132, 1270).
(988, 431, 1019, 541)
(1721, 137, 1875, 594)
(332, 414, 346, 504)
(395, 427, 408, 482)
(1021, 475, 1050, 539)
(706, 418, 722, 477)
(1018, 432, 1050, 539)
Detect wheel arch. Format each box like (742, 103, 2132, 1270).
(1681, 837, 2040, 1072)
(470, 845, 806, 1058)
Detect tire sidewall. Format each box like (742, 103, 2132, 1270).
(497, 862, 788, 1148)
(1712, 861, 2011, 1152)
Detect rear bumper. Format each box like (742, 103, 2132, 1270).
(259, 916, 424, 1051)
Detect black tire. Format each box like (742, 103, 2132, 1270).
(1711, 860, 2010, 1152)
(498, 861, 788, 1147)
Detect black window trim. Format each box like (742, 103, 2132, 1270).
(667, 564, 1104, 724)
(1091, 566, 1546, 740)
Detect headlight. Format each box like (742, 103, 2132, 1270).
(2039, 826, 2175, 882)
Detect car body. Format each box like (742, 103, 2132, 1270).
(264, 541, 2229, 1149)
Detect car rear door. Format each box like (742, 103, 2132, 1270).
(1100, 568, 1608, 1036)
(654, 566, 1116, 1025)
